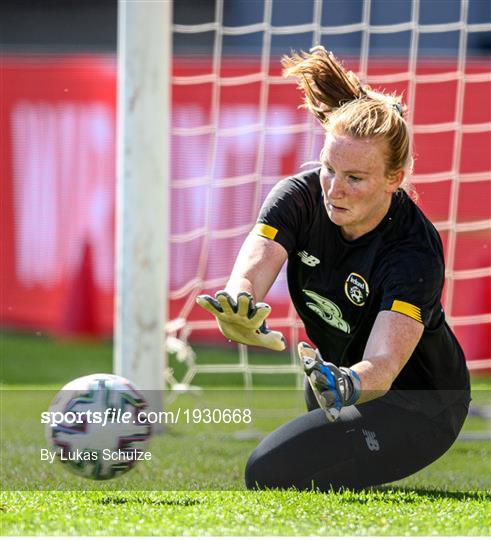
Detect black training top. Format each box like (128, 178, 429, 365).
(255, 168, 470, 418)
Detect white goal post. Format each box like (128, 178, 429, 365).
(114, 0, 172, 398)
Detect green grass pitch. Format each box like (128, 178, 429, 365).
(1, 331, 490, 536)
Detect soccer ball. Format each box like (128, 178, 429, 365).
(45, 373, 152, 480)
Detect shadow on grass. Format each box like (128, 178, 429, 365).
(98, 495, 202, 506)
(371, 485, 491, 502)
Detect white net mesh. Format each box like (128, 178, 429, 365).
(167, 0, 491, 387)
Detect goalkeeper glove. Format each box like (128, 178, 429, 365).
(196, 291, 286, 352)
(298, 342, 361, 422)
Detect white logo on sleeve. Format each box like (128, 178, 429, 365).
(298, 251, 320, 267)
(362, 429, 380, 451)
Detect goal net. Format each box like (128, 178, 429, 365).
(166, 0, 491, 388)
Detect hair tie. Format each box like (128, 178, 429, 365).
(392, 102, 404, 118)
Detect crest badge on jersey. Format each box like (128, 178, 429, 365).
(344, 273, 370, 306)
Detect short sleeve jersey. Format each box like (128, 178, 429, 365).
(255, 168, 470, 417)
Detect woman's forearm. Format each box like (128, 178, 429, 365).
(224, 233, 288, 303)
(350, 356, 400, 404)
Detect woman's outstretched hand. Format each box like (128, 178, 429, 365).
(196, 290, 286, 351)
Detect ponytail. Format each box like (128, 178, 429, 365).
(282, 46, 411, 181)
(282, 46, 368, 123)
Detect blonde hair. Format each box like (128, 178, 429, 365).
(282, 46, 413, 183)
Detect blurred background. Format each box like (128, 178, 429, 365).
(1, 0, 490, 386)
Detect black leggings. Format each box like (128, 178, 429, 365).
(245, 381, 468, 491)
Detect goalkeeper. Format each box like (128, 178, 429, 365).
(196, 47, 471, 491)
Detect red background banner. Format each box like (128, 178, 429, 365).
(1, 55, 489, 363)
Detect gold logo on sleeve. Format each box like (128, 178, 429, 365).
(390, 300, 423, 323)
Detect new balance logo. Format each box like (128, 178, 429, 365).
(298, 251, 320, 267)
(362, 429, 380, 451)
